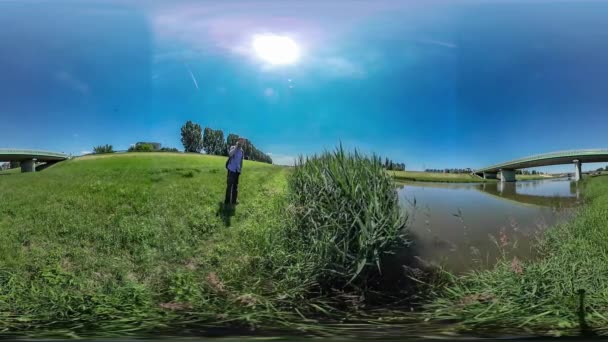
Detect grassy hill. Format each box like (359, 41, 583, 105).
(0, 153, 302, 335)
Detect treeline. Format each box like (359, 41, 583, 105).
(516, 170, 546, 175)
(128, 143, 178, 152)
(425, 168, 472, 174)
(181, 121, 272, 164)
(91, 143, 178, 154)
(382, 158, 405, 171)
(226, 134, 273, 164)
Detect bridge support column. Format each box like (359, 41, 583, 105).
(483, 172, 497, 179)
(499, 169, 516, 182)
(20, 159, 36, 173)
(574, 159, 582, 181)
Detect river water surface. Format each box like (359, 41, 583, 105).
(398, 177, 580, 272)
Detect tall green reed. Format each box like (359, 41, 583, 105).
(287, 145, 409, 293)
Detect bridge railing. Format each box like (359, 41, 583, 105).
(475, 149, 608, 172)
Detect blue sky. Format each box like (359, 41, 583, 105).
(1, 0, 607, 171)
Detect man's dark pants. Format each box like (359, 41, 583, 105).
(225, 170, 240, 205)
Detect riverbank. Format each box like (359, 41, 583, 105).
(426, 175, 608, 336)
(390, 170, 492, 183)
(390, 170, 555, 184)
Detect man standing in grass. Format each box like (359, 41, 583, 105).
(225, 138, 245, 205)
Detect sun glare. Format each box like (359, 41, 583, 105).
(252, 34, 300, 65)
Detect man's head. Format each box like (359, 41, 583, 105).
(236, 138, 246, 147)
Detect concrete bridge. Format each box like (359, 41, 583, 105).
(475, 149, 608, 182)
(0, 149, 68, 172)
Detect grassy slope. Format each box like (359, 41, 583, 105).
(0, 153, 308, 334)
(0, 167, 21, 175)
(427, 175, 608, 335)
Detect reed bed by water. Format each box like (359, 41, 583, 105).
(425, 175, 608, 336)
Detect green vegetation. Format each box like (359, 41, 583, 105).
(226, 134, 273, 164)
(382, 157, 405, 171)
(0, 167, 21, 175)
(516, 174, 555, 181)
(390, 170, 493, 183)
(426, 175, 608, 336)
(92, 144, 114, 154)
(391, 170, 555, 183)
(180, 120, 204, 153)
(128, 143, 155, 152)
(0, 150, 410, 337)
(288, 148, 408, 292)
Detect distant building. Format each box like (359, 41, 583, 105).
(135, 142, 161, 150)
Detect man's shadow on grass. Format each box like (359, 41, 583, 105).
(217, 202, 236, 227)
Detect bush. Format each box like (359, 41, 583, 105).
(287, 145, 408, 293)
(92, 144, 114, 154)
(160, 147, 179, 152)
(128, 143, 154, 152)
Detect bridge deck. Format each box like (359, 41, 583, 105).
(0, 149, 69, 162)
(476, 149, 608, 173)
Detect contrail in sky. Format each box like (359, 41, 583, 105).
(187, 67, 199, 90)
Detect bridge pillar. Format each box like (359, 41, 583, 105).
(573, 159, 582, 181)
(483, 172, 497, 179)
(499, 169, 516, 182)
(20, 159, 36, 173)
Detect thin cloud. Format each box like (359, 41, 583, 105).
(321, 57, 365, 78)
(55, 71, 90, 94)
(417, 38, 458, 49)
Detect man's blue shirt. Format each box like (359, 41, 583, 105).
(227, 147, 243, 173)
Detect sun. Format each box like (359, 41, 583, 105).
(252, 34, 300, 65)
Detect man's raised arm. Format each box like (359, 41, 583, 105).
(228, 145, 237, 157)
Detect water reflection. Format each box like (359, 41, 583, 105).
(478, 178, 579, 207)
(397, 178, 579, 273)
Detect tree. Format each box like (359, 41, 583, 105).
(181, 121, 203, 153)
(10, 161, 20, 169)
(203, 127, 213, 154)
(93, 144, 114, 154)
(203, 127, 226, 155)
(128, 143, 154, 152)
(212, 129, 226, 156)
(226, 134, 239, 148)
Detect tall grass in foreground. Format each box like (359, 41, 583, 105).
(288, 146, 409, 293)
(426, 175, 608, 336)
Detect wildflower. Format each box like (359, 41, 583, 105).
(511, 256, 523, 274)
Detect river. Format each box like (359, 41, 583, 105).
(398, 177, 581, 272)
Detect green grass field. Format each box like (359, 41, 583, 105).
(0, 167, 21, 175)
(0, 153, 320, 336)
(426, 175, 608, 336)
